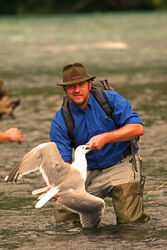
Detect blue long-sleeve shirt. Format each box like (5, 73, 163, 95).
(50, 90, 143, 169)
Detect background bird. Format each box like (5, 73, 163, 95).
(5, 142, 105, 228)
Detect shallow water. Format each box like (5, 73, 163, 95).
(0, 196, 167, 249)
(0, 94, 167, 249)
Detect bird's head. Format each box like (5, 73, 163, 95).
(75, 145, 92, 157)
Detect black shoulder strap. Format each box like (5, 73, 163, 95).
(91, 88, 113, 119)
(61, 96, 75, 147)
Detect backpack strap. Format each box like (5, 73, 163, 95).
(61, 96, 75, 147)
(91, 88, 113, 120)
(91, 79, 114, 91)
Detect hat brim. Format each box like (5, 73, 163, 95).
(57, 76, 96, 86)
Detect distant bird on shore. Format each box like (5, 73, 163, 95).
(5, 142, 105, 228)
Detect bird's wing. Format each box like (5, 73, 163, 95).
(5, 142, 70, 185)
(77, 192, 105, 228)
(58, 189, 105, 228)
(79, 204, 105, 228)
(5, 143, 44, 182)
(39, 142, 70, 186)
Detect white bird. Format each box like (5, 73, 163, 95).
(5, 142, 105, 228)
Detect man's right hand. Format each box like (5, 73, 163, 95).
(4, 128, 22, 144)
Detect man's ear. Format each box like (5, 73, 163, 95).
(88, 80, 91, 91)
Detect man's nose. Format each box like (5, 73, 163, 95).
(74, 84, 80, 91)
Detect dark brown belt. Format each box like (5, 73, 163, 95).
(120, 144, 132, 160)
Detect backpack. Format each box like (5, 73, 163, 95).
(61, 79, 139, 168)
(61, 79, 114, 147)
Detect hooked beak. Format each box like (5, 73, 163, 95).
(85, 146, 92, 152)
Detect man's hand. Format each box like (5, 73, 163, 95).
(86, 133, 108, 150)
(3, 128, 22, 144)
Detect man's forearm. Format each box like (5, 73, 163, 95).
(104, 123, 143, 144)
(86, 123, 144, 150)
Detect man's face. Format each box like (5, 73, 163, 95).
(63, 81, 91, 110)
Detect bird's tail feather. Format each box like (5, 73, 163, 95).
(35, 187, 58, 208)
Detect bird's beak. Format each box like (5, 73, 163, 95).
(85, 146, 92, 152)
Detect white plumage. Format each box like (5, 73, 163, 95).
(5, 142, 105, 228)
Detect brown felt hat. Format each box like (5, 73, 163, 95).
(57, 62, 96, 86)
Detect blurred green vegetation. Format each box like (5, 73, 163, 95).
(0, 0, 167, 15)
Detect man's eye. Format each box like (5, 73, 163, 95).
(79, 83, 85, 86)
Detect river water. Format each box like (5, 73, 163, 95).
(0, 93, 167, 250)
(0, 12, 167, 249)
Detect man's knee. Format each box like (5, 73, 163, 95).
(48, 203, 80, 225)
(112, 181, 150, 224)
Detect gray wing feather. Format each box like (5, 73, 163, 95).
(58, 190, 105, 227)
(79, 207, 105, 228)
(5, 142, 70, 185)
(39, 142, 70, 186)
(5, 146, 42, 182)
